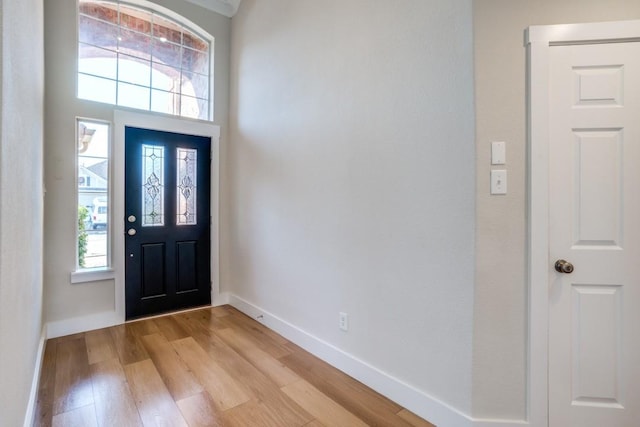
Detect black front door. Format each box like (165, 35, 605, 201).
(124, 126, 211, 320)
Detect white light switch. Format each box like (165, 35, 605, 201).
(491, 141, 506, 165)
(491, 170, 507, 195)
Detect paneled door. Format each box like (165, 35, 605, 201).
(548, 41, 640, 426)
(124, 126, 211, 319)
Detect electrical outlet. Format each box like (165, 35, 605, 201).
(339, 312, 348, 331)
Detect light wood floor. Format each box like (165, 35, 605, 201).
(34, 305, 435, 427)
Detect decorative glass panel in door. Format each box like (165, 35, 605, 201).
(176, 148, 197, 225)
(141, 144, 165, 226)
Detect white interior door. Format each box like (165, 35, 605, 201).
(548, 41, 640, 426)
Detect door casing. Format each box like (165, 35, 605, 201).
(527, 19, 640, 427)
(113, 110, 221, 323)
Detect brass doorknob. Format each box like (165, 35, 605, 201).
(555, 259, 574, 274)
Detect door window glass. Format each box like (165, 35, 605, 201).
(176, 148, 197, 225)
(142, 144, 165, 226)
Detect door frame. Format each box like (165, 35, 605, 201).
(527, 20, 640, 427)
(113, 110, 221, 323)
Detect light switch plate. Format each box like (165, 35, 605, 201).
(491, 141, 506, 165)
(491, 169, 507, 195)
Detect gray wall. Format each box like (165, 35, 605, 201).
(43, 0, 231, 323)
(473, 0, 640, 418)
(0, 0, 45, 425)
(228, 0, 476, 414)
(35, 0, 640, 422)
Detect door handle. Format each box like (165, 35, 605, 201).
(554, 259, 574, 274)
(127, 228, 137, 236)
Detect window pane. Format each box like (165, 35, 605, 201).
(79, 45, 117, 80)
(181, 95, 208, 120)
(198, 101, 209, 120)
(118, 54, 151, 86)
(153, 15, 182, 44)
(118, 27, 151, 60)
(151, 89, 179, 115)
(152, 38, 182, 68)
(176, 148, 197, 225)
(79, 15, 118, 46)
(142, 145, 165, 227)
(119, 5, 151, 34)
(117, 82, 150, 110)
(77, 119, 110, 270)
(182, 71, 209, 100)
(151, 62, 181, 92)
(183, 28, 208, 52)
(78, 74, 117, 104)
(79, 1, 118, 24)
(182, 47, 208, 75)
(78, 1, 211, 120)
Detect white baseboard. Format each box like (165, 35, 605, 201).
(45, 295, 231, 339)
(36, 295, 529, 427)
(46, 310, 122, 339)
(472, 419, 529, 427)
(45, 290, 231, 340)
(23, 325, 47, 427)
(228, 294, 499, 427)
(212, 291, 230, 306)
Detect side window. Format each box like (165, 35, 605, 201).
(77, 119, 110, 270)
(77, 0, 212, 120)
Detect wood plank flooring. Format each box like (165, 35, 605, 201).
(33, 305, 435, 427)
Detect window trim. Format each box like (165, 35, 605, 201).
(74, 117, 113, 282)
(71, 268, 115, 284)
(76, 0, 215, 121)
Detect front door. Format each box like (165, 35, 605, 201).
(548, 41, 640, 426)
(124, 126, 211, 319)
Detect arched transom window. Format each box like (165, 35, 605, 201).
(78, 0, 212, 120)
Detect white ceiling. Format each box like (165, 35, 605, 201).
(182, 0, 241, 17)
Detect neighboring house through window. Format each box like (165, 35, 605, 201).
(77, 119, 110, 271)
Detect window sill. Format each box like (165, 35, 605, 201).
(71, 268, 115, 284)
